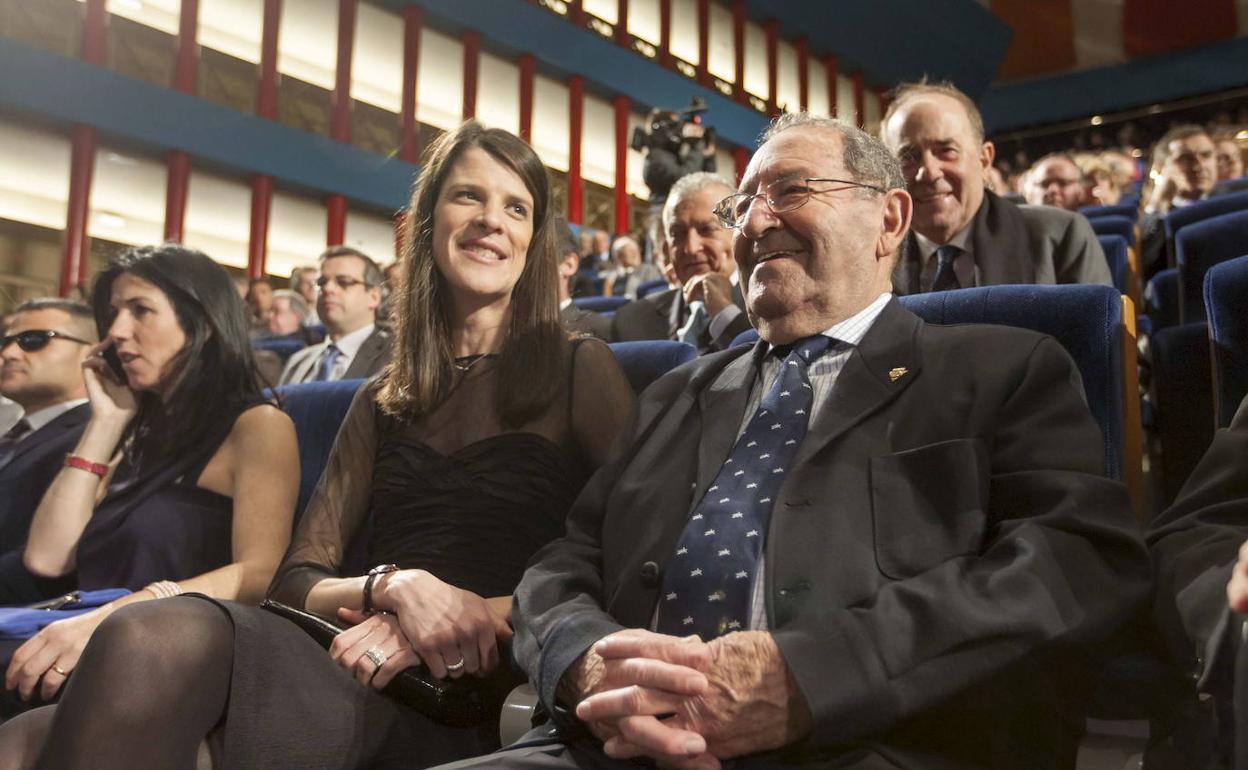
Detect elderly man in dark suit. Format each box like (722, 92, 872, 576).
(279, 246, 392, 384)
(880, 81, 1111, 295)
(611, 173, 751, 353)
(0, 299, 94, 603)
(438, 113, 1149, 770)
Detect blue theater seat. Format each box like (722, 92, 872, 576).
(608, 341, 696, 395)
(573, 296, 630, 313)
(1088, 214, 1136, 245)
(1175, 210, 1248, 323)
(1163, 188, 1248, 242)
(251, 337, 307, 361)
(1081, 203, 1139, 220)
(274, 379, 365, 522)
(635, 278, 670, 298)
(1097, 234, 1132, 296)
(1144, 268, 1181, 333)
(1205, 255, 1248, 428)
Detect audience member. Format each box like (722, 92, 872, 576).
(880, 80, 1111, 293)
(0, 300, 94, 604)
(1214, 132, 1244, 182)
(262, 289, 312, 343)
(244, 277, 273, 330)
(580, 230, 615, 275)
(437, 112, 1149, 770)
(1083, 160, 1123, 206)
(290, 265, 321, 327)
(1139, 124, 1221, 278)
(1024, 153, 1089, 211)
(279, 247, 392, 385)
(555, 219, 612, 340)
(0, 120, 637, 770)
(603, 235, 662, 299)
(611, 172, 751, 353)
(1149, 394, 1248, 769)
(0, 245, 298, 715)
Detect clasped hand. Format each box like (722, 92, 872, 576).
(569, 629, 809, 770)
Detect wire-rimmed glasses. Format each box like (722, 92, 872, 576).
(713, 177, 886, 229)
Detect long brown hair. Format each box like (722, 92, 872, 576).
(375, 120, 565, 427)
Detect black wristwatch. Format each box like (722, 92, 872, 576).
(363, 563, 400, 616)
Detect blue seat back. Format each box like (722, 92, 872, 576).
(1204, 254, 1248, 428)
(1150, 322, 1213, 505)
(635, 278, 670, 298)
(1096, 234, 1131, 295)
(274, 379, 365, 522)
(574, 296, 630, 313)
(608, 341, 696, 395)
(1144, 268, 1180, 332)
(1088, 215, 1135, 243)
(1080, 204, 1138, 220)
(1163, 189, 1248, 241)
(730, 286, 1126, 479)
(251, 337, 307, 361)
(1175, 210, 1248, 323)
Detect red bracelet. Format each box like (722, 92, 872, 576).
(64, 455, 109, 478)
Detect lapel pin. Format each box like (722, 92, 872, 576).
(888, 367, 908, 382)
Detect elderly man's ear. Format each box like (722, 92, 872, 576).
(876, 188, 913, 260)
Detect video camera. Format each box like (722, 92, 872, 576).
(631, 96, 716, 154)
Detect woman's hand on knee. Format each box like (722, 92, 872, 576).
(5, 608, 110, 702)
(330, 608, 420, 691)
(371, 569, 500, 680)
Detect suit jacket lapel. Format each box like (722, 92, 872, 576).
(344, 331, 376, 380)
(791, 299, 922, 470)
(693, 344, 758, 499)
(666, 290, 685, 339)
(0, 404, 89, 472)
(972, 191, 1034, 285)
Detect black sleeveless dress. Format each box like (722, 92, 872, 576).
(194, 338, 635, 770)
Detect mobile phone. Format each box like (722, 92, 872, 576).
(102, 344, 127, 382)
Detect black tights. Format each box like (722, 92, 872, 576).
(0, 598, 233, 770)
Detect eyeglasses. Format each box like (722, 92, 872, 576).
(713, 177, 886, 229)
(0, 330, 93, 353)
(315, 275, 373, 291)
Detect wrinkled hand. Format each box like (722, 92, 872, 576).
(562, 630, 712, 764)
(682, 273, 734, 317)
(82, 344, 137, 424)
(1227, 540, 1248, 614)
(372, 569, 510, 679)
(5, 607, 111, 702)
(329, 608, 423, 690)
(578, 631, 811, 769)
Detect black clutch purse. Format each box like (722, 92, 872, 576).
(260, 599, 492, 727)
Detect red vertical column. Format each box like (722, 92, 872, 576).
(568, 0, 585, 26)
(327, 0, 357, 247)
(824, 56, 839, 118)
(248, 0, 281, 279)
(518, 54, 535, 143)
(462, 30, 479, 121)
(851, 71, 864, 127)
(695, 0, 709, 85)
(764, 19, 778, 115)
(733, 147, 749, 185)
(567, 76, 584, 225)
(615, 0, 630, 47)
(398, 6, 421, 164)
(60, 0, 107, 296)
(164, 0, 199, 244)
(613, 95, 630, 235)
(658, 0, 672, 67)
(731, 0, 745, 103)
(796, 38, 809, 112)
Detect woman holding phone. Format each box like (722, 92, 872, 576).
(1, 245, 299, 712)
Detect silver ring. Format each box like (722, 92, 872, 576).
(364, 646, 387, 670)
(445, 656, 465, 673)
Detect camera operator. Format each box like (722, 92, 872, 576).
(637, 103, 718, 254)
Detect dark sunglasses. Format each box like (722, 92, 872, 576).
(0, 330, 93, 353)
(315, 275, 373, 291)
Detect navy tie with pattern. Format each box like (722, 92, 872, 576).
(656, 335, 832, 639)
(930, 245, 961, 292)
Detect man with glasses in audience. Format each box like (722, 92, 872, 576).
(880, 80, 1110, 294)
(612, 172, 751, 353)
(1023, 153, 1089, 211)
(0, 299, 94, 603)
(279, 246, 392, 385)
(438, 113, 1147, 770)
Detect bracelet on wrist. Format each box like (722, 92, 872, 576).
(64, 454, 109, 478)
(363, 564, 400, 615)
(145, 580, 183, 600)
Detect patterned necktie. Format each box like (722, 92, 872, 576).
(314, 344, 341, 382)
(0, 419, 32, 467)
(656, 335, 832, 639)
(930, 245, 961, 292)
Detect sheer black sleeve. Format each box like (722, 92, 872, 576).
(268, 385, 378, 608)
(569, 338, 637, 471)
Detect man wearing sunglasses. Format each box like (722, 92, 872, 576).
(0, 299, 95, 603)
(279, 246, 392, 385)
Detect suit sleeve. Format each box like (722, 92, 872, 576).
(1055, 214, 1114, 287)
(772, 337, 1151, 746)
(1148, 395, 1248, 693)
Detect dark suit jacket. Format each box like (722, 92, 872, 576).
(610, 285, 751, 354)
(278, 327, 392, 385)
(894, 190, 1113, 295)
(0, 404, 89, 603)
(560, 304, 612, 341)
(514, 298, 1149, 767)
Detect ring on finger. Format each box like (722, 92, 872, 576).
(364, 646, 387, 671)
(445, 656, 465, 673)
(50, 664, 70, 677)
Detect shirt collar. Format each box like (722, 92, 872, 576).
(763, 292, 892, 358)
(330, 323, 375, 360)
(22, 398, 88, 434)
(913, 218, 974, 262)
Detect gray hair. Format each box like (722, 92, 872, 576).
(271, 289, 310, 322)
(663, 171, 736, 229)
(610, 235, 640, 260)
(761, 112, 905, 192)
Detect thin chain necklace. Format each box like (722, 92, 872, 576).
(453, 353, 495, 373)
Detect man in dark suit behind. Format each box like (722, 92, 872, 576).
(439, 113, 1148, 770)
(611, 172, 751, 353)
(555, 219, 612, 340)
(279, 246, 393, 385)
(879, 81, 1111, 295)
(0, 299, 94, 603)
